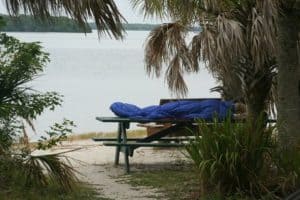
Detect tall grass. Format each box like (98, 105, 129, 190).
(185, 115, 299, 199)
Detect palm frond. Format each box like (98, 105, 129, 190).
(190, 19, 245, 100)
(215, 15, 245, 69)
(203, 0, 220, 12)
(191, 24, 218, 72)
(192, 15, 246, 71)
(131, 0, 167, 19)
(131, 0, 206, 23)
(145, 22, 195, 96)
(165, 54, 188, 96)
(24, 155, 48, 187)
(250, 0, 278, 69)
(24, 118, 36, 133)
(165, 0, 205, 23)
(25, 154, 79, 192)
(5, 0, 126, 39)
(190, 33, 202, 70)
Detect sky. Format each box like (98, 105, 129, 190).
(114, 0, 161, 23)
(0, 0, 162, 24)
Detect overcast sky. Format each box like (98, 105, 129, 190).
(0, 0, 162, 24)
(115, 0, 161, 23)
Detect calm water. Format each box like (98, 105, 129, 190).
(6, 31, 218, 140)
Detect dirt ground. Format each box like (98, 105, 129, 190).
(34, 140, 186, 200)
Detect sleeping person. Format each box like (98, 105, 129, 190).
(110, 99, 246, 121)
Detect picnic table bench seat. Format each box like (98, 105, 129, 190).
(102, 142, 185, 148)
(92, 136, 194, 142)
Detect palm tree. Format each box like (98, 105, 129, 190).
(4, 0, 126, 39)
(132, 0, 278, 120)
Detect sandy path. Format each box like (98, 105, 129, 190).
(46, 140, 186, 200)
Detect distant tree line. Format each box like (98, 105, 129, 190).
(0, 15, 91, 33)
(89, 22, 201, 32)
(0, 15, 200, 33)
(89, 22, 159, 31)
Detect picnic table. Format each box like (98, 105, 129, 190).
(94, 98, 277, 173)
(94, 117, 196, 173)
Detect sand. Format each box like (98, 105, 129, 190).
(33, 140, 186, 200)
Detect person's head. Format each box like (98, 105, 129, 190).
(234, 102, 247, 114)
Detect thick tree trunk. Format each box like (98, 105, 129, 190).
(277, 10, 300, 147)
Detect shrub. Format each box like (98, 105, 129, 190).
(271, 144, 300, 196)
(0, 33, 79, 194)
(185, 115, 300, 199)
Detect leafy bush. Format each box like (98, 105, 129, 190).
(186, 115, 300, 199)
(37, 119, 76, 150)
(0, 33, 79, 194)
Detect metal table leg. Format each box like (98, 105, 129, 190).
(121, 122, 130, 173)
(114, 123, 122, 165)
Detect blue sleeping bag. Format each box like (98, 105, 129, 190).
(110, 100, 234, 121)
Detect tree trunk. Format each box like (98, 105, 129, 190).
(277, 10, 300, 147)
(222, 71, 244, 102)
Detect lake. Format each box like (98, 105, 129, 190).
(6, 31, 218, 140)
